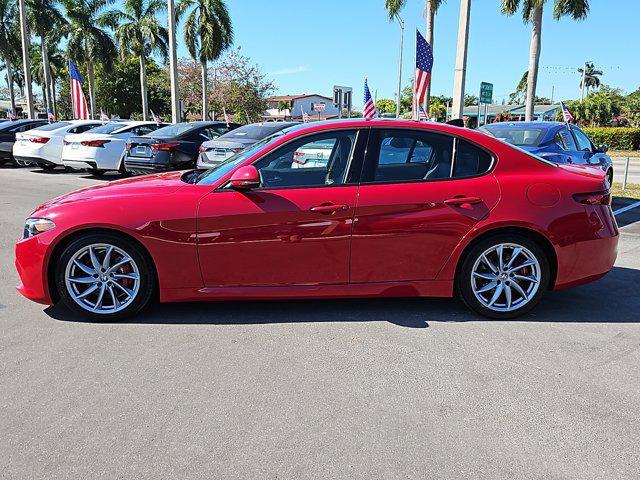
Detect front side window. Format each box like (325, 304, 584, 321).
(571, 127, 593, 152)
(254, 130, 357, 189)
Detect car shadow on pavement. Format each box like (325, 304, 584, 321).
(45, 266, 640, 326)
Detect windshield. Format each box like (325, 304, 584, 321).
(193, 133, 284, 185)
(86, 123, 128, 134)
(147, 123, 198, 137)
(32, 121, 72, 132)
(221, 123, 288, 140)
(479, 124, 547, 147)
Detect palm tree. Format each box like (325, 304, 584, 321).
(578, 61, 602, 98)
(176, 0, 232, 120)
(501, 0, 589, 121)
(0, 0, 19, 115)
(26, 0, 66, 118)
(61, 0, 117, 119)
(112, 0, 168, 120)
(17, 0, 34, 117)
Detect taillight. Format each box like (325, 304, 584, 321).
(29, 137, 49, 144)
(198, 146, 207, 153)
(233, 147, 244, 153)
(125, 142, 132, 149)
(573, 190, 611, 206)
(152, 142, 180, 151)
(81, 139, 110, 148)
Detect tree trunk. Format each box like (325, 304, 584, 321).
(139, 55, 148, 121)
(525, 5, 542, 122)
(18, 0, 34, 118)
(51, 76, 57, 118)
(40, 37, 52, 115)
(5, 57, 16, 114)
(201, 60, 208, 121)
(424, 0, 434, 114)
(86, 61, 96, 119)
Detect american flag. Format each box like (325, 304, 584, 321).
(7, 108, 16, 120)
(47, 108, 56, 122)
(150, 109, 161, 124)
(222, 106, 232, 126)
(413, 29, 433, 120)
(69, 60, 89, 120)
(418, 106, 429, 121)
(302, 107, 310, 123)
(100, 109, 110, 122)
(560, 102, 574, 123)
(363, 78, 377, 120)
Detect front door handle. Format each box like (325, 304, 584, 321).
(444, 196, 482, 206)
(310, 203, 349, 214)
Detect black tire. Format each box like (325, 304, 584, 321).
(606, 168, 613, 187)
(41, 164, 56, 171)
(92, 168, 107, 176)
(54, 233, 155, 321)
(457, 234, 550, 319)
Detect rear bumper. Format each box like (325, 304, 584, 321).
(124, 160, 173, 175)
(62, 159, 93, 170)
(14, 155, 55, 166)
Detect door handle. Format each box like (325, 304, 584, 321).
(310, 203, 349, 214)
(444, 196, 482, 206)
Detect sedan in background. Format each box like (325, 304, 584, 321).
(479, 121, 614, 185)
(124, 121, 240, 175)
(0, 119, 48, 165)
(62, 121, 167, 175)
(16, 119, 617, 321)
(13, 120, 102, 171)
(197, 121, 299, 168)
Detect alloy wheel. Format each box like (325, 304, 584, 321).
(470, 243, 541, 313)
(64, 243, 140, 314)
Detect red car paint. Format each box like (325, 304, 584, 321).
(15, 119, 618, 306)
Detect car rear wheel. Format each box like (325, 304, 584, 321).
(55, 233, 155, 321)
(91, 168, 106, 176)
(458, 234, 549, 319)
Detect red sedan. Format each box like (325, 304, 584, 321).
(15, 119, 618, 320)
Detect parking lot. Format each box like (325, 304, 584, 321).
(1, 166, 640, 479)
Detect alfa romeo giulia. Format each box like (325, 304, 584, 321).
(15, 119, 619, 321)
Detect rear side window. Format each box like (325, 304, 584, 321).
(362, 129, 492, 183)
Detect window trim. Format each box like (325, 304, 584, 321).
(217, 127, 367, 192)
(357, 126, 496, 187)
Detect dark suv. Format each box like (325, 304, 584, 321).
(124, 121, 240, 174)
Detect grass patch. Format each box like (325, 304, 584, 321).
(610, 150, 640, 158)
(611, 182, 640, 200)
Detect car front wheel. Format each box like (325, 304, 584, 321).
(458, 234, 549, 319)
(55, 233, 155, 321)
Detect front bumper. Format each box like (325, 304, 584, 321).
(15, 233, 53, 305)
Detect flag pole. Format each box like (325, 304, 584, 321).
(412, 30, 417, 121)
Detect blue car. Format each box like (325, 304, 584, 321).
(479, 122, 613, 185)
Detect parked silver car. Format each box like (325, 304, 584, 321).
(197, 122, 300, 168)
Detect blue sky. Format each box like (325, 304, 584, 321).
(175, 0, 638, 105)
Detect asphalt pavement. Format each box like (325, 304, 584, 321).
(1, 166, 639, 479)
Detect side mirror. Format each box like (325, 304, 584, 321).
(597, 144, 608, 153)
(229, 165, 260, 190)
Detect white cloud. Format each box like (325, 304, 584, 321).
(269, 65, 310, 76)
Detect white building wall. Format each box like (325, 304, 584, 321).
(291, 96, 339, 117)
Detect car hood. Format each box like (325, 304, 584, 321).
(33, 171, 187, 212)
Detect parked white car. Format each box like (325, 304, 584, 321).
(12, 120, 102, 171)
(62, 121, 166, 175)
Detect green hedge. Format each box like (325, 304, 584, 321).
(582, 128, 640, 151)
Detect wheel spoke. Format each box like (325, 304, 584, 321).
(481, 255, 498, 274)
(513, 274, 539, 284)
(93, 284, 106, 310)
(113, 272, 139, 280)
(509, 259, 536, 272)
(108, 285, 120, 308)
(73, 259, 95, 276)
(112, 281, 133, 300)
(476, 280, 498, 294)
(510, 280, 528, 301)
(107, 257, 132, 274)
(102, 246, 114, 270)
(473, 271, 498, 281)
(497, 245, 505, 271)
(68, 276, 96, 284)
(89, 246, 102, 271)
(76, 284, 99, 299)
(505, 247, 522, 270)
(504, 284, 512, 309)
(488, 283, 504, 306)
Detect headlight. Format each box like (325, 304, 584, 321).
(24, 218, 56, 239)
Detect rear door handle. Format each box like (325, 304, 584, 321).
(310, 203, 349, 214)
(444, 196, 482, 206)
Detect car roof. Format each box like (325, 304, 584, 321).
(487, 121, 567, 129)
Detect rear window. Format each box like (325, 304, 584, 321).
(31, 121, 72, 131)
(222, 124, 288, 140)
(148, 123, 199, 137)
(479, 124, 547, 147)
(87, 123, 128, 134)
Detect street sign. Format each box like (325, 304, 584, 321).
(480, 82, 493, 104)
(311, 102, 326, 112)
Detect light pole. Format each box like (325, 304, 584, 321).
(451, 0, 471, 120)
(395, 13, 404, 119)
(17, 0, 34, 119)
(167, 0, 180, 123)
